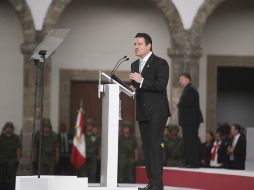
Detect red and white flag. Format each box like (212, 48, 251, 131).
(71, 108, 86, 170)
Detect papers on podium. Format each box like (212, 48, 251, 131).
(99, 71, 135, 98)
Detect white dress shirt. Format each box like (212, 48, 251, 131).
(139, 51, 152, 88)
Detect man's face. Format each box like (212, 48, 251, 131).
(43, 127, 50, 136)
(171, 129, 178, 137)
(231, 126, 238, 136)
(5, 127, 13, 136)
(206, 133, 213, 143)
(134, 37, 151, 58)
(179, 76, 190, 88)
(215, 133, 221, 142)
(86, 125, 93, 133)
(123, 127, 130, 135)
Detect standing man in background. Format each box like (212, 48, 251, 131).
(118, 120, 138, 183)
(57, 123, 73, 175)
(227, 124, 246, 170)
(173, 73, 203, 168)
(129, 33, 170, 190)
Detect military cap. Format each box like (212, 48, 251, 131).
(42, 118, 52, 129)
(3, 122, 14, 130)
(122, 120, 132, 128)
(169, 124, 179, 132)
(86, 118, 95, 126)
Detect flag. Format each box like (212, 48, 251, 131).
(71, 108, 86, 170)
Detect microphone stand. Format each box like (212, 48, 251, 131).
(111, 56, 127, 77)
(111, 57, 129, 82)
(32, 50, 46, 178)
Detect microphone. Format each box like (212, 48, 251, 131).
(111, 56, 129, 77)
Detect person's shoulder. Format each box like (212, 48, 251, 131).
(11, 134, 20, 140)
(131, 59, 139, 65)
(186, 84, 198, 93)
(239, 134, 246, 141)
(152, 54, 167, 63)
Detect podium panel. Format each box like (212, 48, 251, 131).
(100, 84, 119, 188)
(99, 84, 137, 190)
(246, 128, 254, 171)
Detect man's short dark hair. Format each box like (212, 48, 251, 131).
(232, 124, 242, 133)
(135, 33, 152, 50)
(179, 72, 191, 81)
(215, 129, 222, 137)
(3, 122, 14, 130)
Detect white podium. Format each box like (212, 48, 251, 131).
(16, 176, 88, 190)
(246, 128, 254, 171)
(16, 72, 137, 190)
(98, 72, 137, 190)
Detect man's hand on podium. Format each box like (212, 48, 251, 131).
(130, 85, 136, 92)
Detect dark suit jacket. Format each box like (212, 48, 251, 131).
(178, 83, 203, 126)
(131, 53, 170, 121)
(217, 143, 228, 166)
(58, 132, 73, 156)
(230, 134, 246, 163)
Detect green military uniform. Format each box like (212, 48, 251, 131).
(164, 125, 184, 167)
(78, 118, 99, 183)
(0, 123, 21, 190)
(34, 118, 59, 175)
(118, 121, 137, 183)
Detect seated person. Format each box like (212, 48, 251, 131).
(227, 124, 246, 170)
(201, 131, 214, 167)
(210, 130, 227, 168)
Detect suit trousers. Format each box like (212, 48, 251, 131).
(139, 117, 167, 187)
(182, 125, 200, 166)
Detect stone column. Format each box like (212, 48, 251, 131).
(168, 46, 202, 125)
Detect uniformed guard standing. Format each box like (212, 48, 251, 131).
(34, 118, 59, 175)
(0, 122, 21, 190)
(78, 118, 99, 183)
(164, 125, 184, 167)
(118, 120, 138, 183)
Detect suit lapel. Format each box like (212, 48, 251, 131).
(132, 59, 140, 73)
(141, 54, 154, 76)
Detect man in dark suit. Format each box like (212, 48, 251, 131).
(227, 124, 246, 170)
(129, 33, 170, 190)
(57, 123, 73, 175)
(173, 73, 203, 168)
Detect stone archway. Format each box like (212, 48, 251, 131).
(7, 0, 38, 175)
(42, 0, 72, 34)
(190, 0, 226, 45)
(41, 0, 186, 126)
(8, 0, 36, 48)
(42, 0, 184, 43)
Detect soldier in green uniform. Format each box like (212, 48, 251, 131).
(118, 120, 138, 183)
(0, 122, 21, 190)
(164, 125, 184, 167)
(78, 118, 99, 183)
(34, 118, 59, 175)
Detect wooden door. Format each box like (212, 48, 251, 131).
(70, 81, 135, 132)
